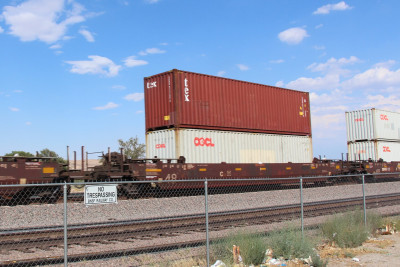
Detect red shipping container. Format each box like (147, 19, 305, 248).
(144, 69, 311, 135)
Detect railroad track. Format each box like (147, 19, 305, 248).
(1, 193, 400, 266)
(2, 177, 400, 207)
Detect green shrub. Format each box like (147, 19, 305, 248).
(311, 253, 328, 267)
(267, 227, 327, 267)
(212, 228, 328, 267)
(268, 227, 314, 259)
(321, 210, 383, 248)
(211, 231, 266, 265)
(366, 212, 383, 234)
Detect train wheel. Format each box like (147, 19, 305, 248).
(45, 186, 65, 204)
(122, 183, 141, 199)
(365, 174, 377, 183)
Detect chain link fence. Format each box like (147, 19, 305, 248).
(1, 173, 400, 266)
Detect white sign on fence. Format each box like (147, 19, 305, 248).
(84, 184, 118, 205)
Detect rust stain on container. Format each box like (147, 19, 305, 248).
(145, 69, 312, 135)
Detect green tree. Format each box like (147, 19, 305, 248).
(37, 148, 66, 164)
(118, 136, 145, 159)
(4, 151, 35, 157)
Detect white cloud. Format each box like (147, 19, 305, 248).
(310, 90, 348, 108)
(136, 110, 144, 114)
(160, 42, 168, 46)
(275, 81, 284, 87)
(313, 1, 352, 15)
(311, 112, 345, 138)
(0, 26, 4, 33)
(2, 0, 86, 43)
(270, 59, 284, 64)
(284, 58, 400, 101)
(124, 56, 148, 67)
(26, 121, 32, 125)
(287, 74, 340, 91)
(237, 64, 249, 71)
(79, 28, 94, 42)
(49, 44, 61, 49)
(93, 102, 119, 110)
(373, 60, 396, 69)
(13, 90, 23, 93)
(364, 95, 400, 112)
(310, 92, 332, 105)
(66, 55, 121, 77)
(283, 58, 400, 156)
(10, 107, 19, 112)
(112, 85, 126, 90)
(217, 71, 226, 77)
(342, 67, 400, 90)
(307, 56, 360, 75)
(278, 27, 309, 45)
(315, 24, 324, 29)
(146, 0, 160, 3)
(138, 47, 166, 56)
(124, 93, 144, 101)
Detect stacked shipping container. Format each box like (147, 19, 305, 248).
(146, 129, 313, 163)
(346, 108, 400, 161)
(145, 69, 313, 163)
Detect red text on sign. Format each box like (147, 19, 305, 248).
(194, 137, 215, 147)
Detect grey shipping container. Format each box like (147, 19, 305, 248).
(346, 108, 400, 142)
(348, 140, 400, 162)
(146, 128, 313, 164)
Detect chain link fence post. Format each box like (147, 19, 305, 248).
(362, 174, 367, 227)
(204, 180, 210, 267)
(63, 182, 68, 267)
(300, 178, 304, 237)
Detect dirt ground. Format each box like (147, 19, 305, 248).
(324, 232, 400, 267)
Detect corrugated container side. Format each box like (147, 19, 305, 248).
(145, 69, 311, 135)
(373, 109, 400, 141)
(346, 109, 374, 141)
(144, 71, 175, 130)
(348, 140, 400, 161)
(146, 128, 313, 163)
(346, 108, 400, 142)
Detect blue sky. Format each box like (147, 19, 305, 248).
(1, 0, 400, 160)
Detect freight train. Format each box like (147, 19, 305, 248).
(1, 71, 400, 204)
(1, 152, 399, 204)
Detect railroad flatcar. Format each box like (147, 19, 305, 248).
(1, 152, 400, 203)
(62, 153, 400, 198)
(0, 156, 65, 202)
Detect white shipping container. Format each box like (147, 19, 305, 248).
(348, 141, 400, 162)
(346, 108, 400, 142)
(146, 128, 313, 163)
